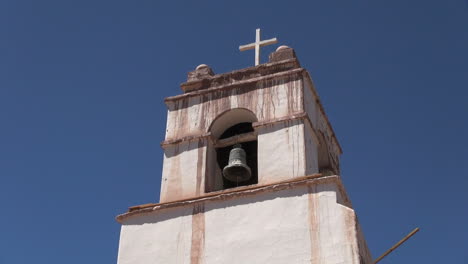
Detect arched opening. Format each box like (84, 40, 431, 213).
(217, 122, 258, 189)
(206, 109, 258, 192)
(209, 108, 258, 138)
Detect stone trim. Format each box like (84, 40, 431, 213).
(116, 174, 351, 223)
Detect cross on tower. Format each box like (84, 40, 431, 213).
(239, 28, 278, 66)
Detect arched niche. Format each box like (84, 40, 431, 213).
(205, 108, 259, 192)
(209, 108, 258, 138)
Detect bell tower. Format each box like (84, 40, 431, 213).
(116, 40, 372, 264)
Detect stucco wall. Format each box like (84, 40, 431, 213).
(160, 119, 310, 202)
(160, 139, 207, 202)
(119, 178, 371, 264)
(160, 71, 343, 202)
(118, 206, 194, 264)
(303, 77, 341, 173)
(257, 120, 306, 183)
(164, 75, 304, 141)
(160, 74, 307, 202)
(303, 76, 318, 128)
(304, 122, 319, 175)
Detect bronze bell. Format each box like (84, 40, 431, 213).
(223, 144, 252, 182)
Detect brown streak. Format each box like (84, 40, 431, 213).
(190, 203, 205, 264)
(119, 174, 340, 222)
(195, 140, 204, 196)
(252, 112, 307, 127)
(178, 59, 301, 94)
(302, 71, 343, 154)
(168, 68, 304, 103)
(307, 186, 321, 263)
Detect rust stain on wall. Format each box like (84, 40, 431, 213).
(344, 208, 359, 263)
(307, 185, 321, 264)
(173, 98, 190, 140)
(190, 203, 205, 264)
(195, 139, 204, 196)
(286, 79, 295, 115)
(167, 73, 305, 141)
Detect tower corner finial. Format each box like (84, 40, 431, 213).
(187, 64, 215, 82)
(269, 45, 297, 63)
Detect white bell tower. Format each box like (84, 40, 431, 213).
(116, 40, 372, 264)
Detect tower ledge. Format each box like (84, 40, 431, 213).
(179, 57, 301, 94)
(116, 174, 351, 223)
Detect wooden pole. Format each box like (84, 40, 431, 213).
(373, 227, 420, 264)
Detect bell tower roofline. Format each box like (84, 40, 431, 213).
(179, 46, 300, 94)
(165, 47, 342, 155)
(159, 46, 344, 203)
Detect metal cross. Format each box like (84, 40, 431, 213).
(239, 28, 278, 66)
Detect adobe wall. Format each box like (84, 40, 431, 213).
(159, 60, 343, 202)
(160, 72, 308, 202)
(164, 72, 304, 141)
(118, 176, 372, 264)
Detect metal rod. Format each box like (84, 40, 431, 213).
(373, 227, 420, 264)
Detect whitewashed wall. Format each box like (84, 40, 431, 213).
(304, 122, 319, 175)
(160, 71, 343, 203)
(303, 77, 341, 173)
(257, 120, 306, 184)
(160, 75, 307, 202)
(160, 139, 207, 202)
(164, 77, 304, 141)
(119, 179, 372, 264)
(118, 206, 194, 264)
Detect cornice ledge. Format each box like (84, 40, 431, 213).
(116, 174, 349, 224)
(165, 67, 305, 104)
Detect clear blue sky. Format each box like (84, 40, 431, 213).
(1, 0, 467, 263)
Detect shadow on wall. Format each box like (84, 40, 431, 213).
(163, 139, 205, 158)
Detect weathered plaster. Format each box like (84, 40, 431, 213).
(117, 176, 372, 264)
(257, 119, 306, 183)
(159, 57, 343, 204)
(164, 73, 304, 141)
(161, 70, 309, 202)
(115, 49, 374, 264)
(204, 140, 223, 193)
(304, 121, 319, 175)
(303, 73, 341, 173)
(160, 139, 207, 202)
(117, 205, 194, 264)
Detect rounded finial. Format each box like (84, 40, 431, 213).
(196, 64, 209, 70)
(276, 45, 290, 51)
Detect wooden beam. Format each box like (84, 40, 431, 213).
(214, 131, 257, 148)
